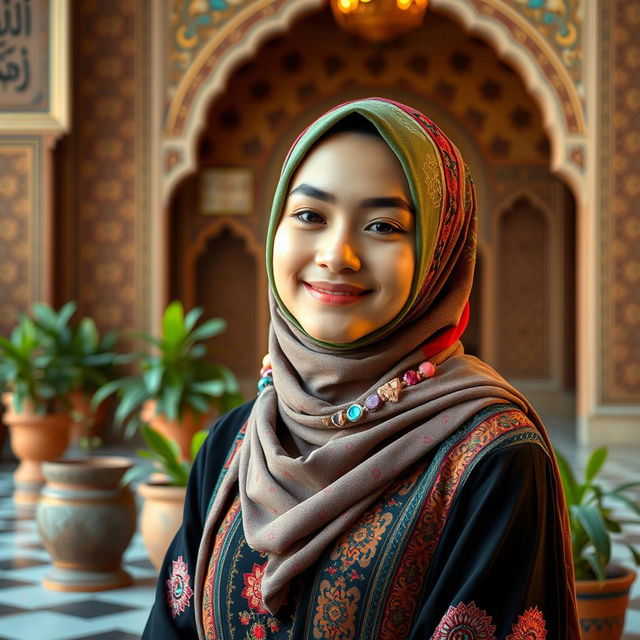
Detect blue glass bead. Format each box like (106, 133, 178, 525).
(257, 376, 272, 393)
(346, 404, 364, 422)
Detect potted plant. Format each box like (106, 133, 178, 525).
(93, 300, 242, 459)
(0, 308, 77, 504)
(555, 446, 640, 640)
(123, 424, 208, 569)
(30, 301, 124, 446)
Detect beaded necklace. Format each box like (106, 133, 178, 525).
(257, 357, 436, 428)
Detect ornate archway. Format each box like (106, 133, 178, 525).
(153, 0, 595, 440)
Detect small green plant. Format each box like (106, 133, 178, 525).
(121, 424, 207, 487)
(555, 446, 640, 581)
(0, 308, 77, 414)
(31, 301, 123, 394)
(93, 301, 243, 438)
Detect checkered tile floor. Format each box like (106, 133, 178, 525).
(0, 423, 639, 639)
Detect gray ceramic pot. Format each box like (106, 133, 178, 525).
(36, 456, 137, 591)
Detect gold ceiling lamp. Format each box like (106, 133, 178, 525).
(330, 0, 429, 43)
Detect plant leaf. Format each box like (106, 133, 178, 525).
(140, 425, 188, 484)
(162, 301, 186, 349)
(573, 503, 611, 567)
(184, 307, 203, 333)
(114, 384, 148, 427)
(190, 380, 226, 397)
(189, 318, 227, 343)
(554, 447, 578, 506)
(585, 551, 607, 582)
(585, 447, 607, 484)
(191, 430, 208, 461)
(604, 492, 640, 517)
(626, 543, 640, 567)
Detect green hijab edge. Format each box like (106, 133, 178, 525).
(265, 98, 444, 351)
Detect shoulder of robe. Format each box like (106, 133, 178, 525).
(434, 405, 552, 497)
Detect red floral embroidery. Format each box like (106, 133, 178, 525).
(165, 555, 194, 619)
(239, 611, 251, 626)
(242, 562, 268, 613)
(432, 601, 497, 640)
(506, 606, 547, 639)
(250, 622, 266, 639)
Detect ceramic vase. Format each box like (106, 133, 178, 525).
(137, 482, 186, 569)
(575, 566, 637, 640)
(36, 456, 137, 591)
(2, 393, 71, 505)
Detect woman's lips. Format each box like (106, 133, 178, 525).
(303, 281, 372, 306)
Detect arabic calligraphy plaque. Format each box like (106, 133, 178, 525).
(0, 0, 48, 112)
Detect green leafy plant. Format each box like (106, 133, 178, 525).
(555, 446, 640, 581)
(93, 300, 243, 438)
(0, 308, 77, 414)
(31, 301, 124, 394)
(121, 424, 207, 487)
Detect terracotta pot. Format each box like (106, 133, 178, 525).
(141, 400, 213, 461)
(36, 456, 136, 591)
(137, 482, 186, 570)
(575, 565, 637, 640)
(2, 393, 71, 505)
(68, 390, 109, 446)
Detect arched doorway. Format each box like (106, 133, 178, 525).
(164, 5, 579, 429)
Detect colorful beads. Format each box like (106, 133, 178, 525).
(331, 410, 348, 427)
(257, 376, 272, 393)
(403, 369, 421, 386)
(419, 361, 436, 379)
(377, 378, 403, 402)
(257, 357, 437, 425)
(346, 404, 364, 422)
(365, 394, 383, 411)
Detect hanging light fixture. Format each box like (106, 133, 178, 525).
(330, 0, 429, 43)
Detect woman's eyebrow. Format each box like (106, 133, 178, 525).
(288, 183, 414, 214)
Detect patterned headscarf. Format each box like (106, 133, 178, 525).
(194, 99, 577, 634)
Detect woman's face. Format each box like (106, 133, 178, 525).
(273, 131, 416, 344)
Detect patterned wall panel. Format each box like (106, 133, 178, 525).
(65, 0, 148, 338)
(496, 197, 550, 378)
(600, 1, 640, 403)
(0, 138, 41, 335)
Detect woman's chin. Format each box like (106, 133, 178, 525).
(301, 321, 371, 345)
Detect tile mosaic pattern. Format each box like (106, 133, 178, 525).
(0, 435, 638, 639)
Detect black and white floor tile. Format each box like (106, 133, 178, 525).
(0, 423, 638, 640)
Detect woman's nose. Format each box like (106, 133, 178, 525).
(315, 230, 361, 272)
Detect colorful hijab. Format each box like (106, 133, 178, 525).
(194, 98, 577, 632)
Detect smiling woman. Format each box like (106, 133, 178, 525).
(273, 120, 415, 344)
(143, 98, 580, 640)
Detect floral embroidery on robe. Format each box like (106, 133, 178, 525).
(432, 601, 497, 640)
(506, 606, 547, 640)
(166, 555, 194, 619)
(242, 562, 269, 613)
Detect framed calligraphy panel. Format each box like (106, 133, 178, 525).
(200, 168, 254, 216)
(0, 0, 68, 132)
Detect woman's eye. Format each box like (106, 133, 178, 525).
(366, 221, 403, 234)
(292, 210, 325, 224)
